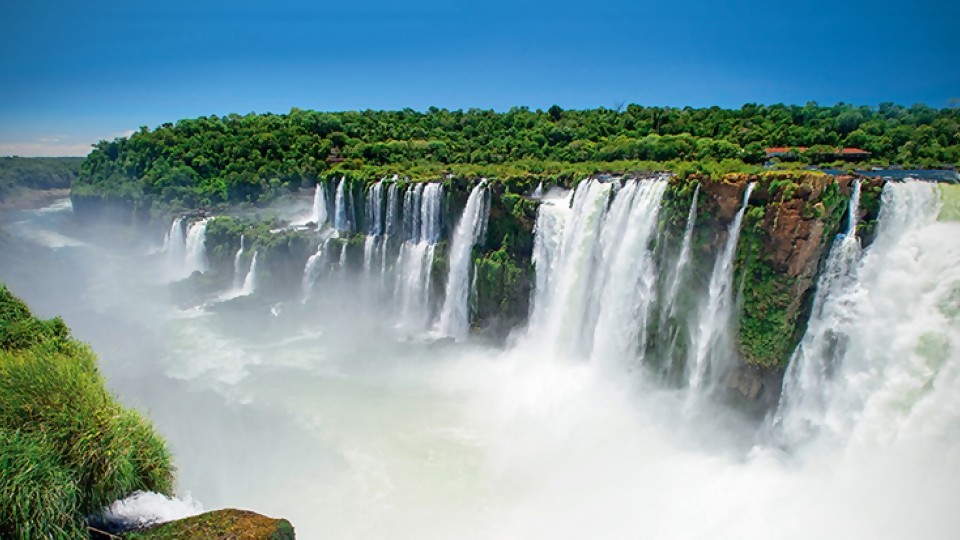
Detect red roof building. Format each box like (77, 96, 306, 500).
(765, 147, 872, 161)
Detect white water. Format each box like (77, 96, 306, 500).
(164, 217, 209, 279)
(311, 182, 329, 228)
(532, 181, 543, 199)
(393, 183, 443, 329)
(662, 183, 700, 322)
(183, 218, 210, 276)
(232, 235, 246, 290)
(589, 179, 667, 367)
(527, 177, 668, 365)
(301, 234, 335, 300)
(688, 183, 755, 391)
(363, 180, 386, 274)
(334, 176, 349, 231)
(163, 217, 186, 272)
(436, 181, 489, 340)
(239, 251, 258, 296)
(777, 180, 862, 442)
(7, 187, 960, 539)
(777, 180, 960, 454)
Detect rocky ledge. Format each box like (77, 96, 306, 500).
(119, 509, 294, 540)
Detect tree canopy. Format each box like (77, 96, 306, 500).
(74, 103, 960, 210)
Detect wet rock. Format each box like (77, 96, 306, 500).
(122, 509, 294, 540)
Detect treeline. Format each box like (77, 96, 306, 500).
(0, 157, 82, 202)
(75, 103, 960, 209)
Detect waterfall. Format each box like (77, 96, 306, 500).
(532, 181, 543, 199)
(526, 177, 667, 364)
(436, 181, 490, 340)
(381, 182, 400, 279)
(394, 182, 443, 330)
(183, 218, 210, 276)
(527, 179, 611, 353)
(239, 251, 258, 296)
(687, 183, 755, 391)
(363, 180, 385, 273)
(661, 183, 701, 322)
(232, 235, 246, 290)
(301, 234, 335, 301)
(774, 181, 960, 450)
(776, 180, 863, 443)
(311, 183, 328, 228)
(589, 179, 667, 366)
(163, 217, 186, 271)
(334, 176, 348, 231)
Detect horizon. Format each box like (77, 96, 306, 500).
(3, 0, 958, 157)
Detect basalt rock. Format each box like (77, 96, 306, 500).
(121, 509, 294, 540)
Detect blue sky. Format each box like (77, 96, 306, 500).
(1, 0, 957, 156)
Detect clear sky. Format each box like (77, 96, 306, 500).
(1, 0, 957, 156)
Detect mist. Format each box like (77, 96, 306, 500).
(1, 182, 958, 539)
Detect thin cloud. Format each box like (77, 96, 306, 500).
(0, 129, 137, 157)
(0, 142, 93, 157)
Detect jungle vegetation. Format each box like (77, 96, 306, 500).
(73, 103, 959, 211)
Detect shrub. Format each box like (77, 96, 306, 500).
(0, 285, 175, 537)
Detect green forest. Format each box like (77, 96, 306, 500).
(74, 103, 959, 210)
(0, 157, 82, 203)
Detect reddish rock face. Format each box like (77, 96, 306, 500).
(683, 171, 861, 397)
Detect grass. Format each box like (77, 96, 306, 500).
(0, 284, 175, 538)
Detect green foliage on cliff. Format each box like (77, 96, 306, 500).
(73, 103, 958, 212)
(732, 174, 850, 368)
(0, 156, 81, 202)
(123, 509, 295, 540)
(0, 285, 174, 538)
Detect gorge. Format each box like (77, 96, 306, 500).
(2, 169, 958, 538)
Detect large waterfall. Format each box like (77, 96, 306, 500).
(232, 235, 246, 290)
(239, 251, 258, 296)
(687, 183, 755, 391)
(334, 176, 349, 232)
(363, 180, 385, 274)
(776, 180, 862, 443)
(311, 183, 329, 228)
(776, 180, 960, 451)
(436, 180, 489, 340)
(163, 216, 209, 279)
(394, 183, 443, 329)
(527, 177, 668, 364)
(10, 176, 960, 539)
(301, 180, 444, 331)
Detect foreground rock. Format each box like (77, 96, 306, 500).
(122, 509, 294, 539)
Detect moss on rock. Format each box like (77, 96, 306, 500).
(124, 509, 295, 540)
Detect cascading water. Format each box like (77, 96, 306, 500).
(334, 176, 349, 232)
(687, 183, 755, 391)
(183, 219, 210, 276)
(589, 179, 667, 367)
(301, 233, 335, 301)
(527, 179, 611, 353)
(436, 180, 489, 340)
(527, 177, 667, 364)
(661, 183, 700, 323)
(532, 181, 543, 199)
(232, 235, 246, 290)
(311, 182, 329, 228)
(239, 251, 258, 296)
(776, 180, 960, 452)
(363, 180, 385, 274)
(776, 180, 862, 443)
(394, 183, 443, 330)
(163, 217, 186, 275)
